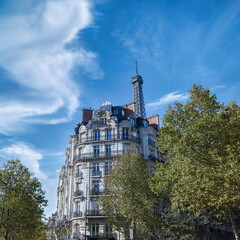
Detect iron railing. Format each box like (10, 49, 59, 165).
(78, 134, 141, 144)
(73, 211, 83, 218)
(148, 155, 160, 162)
(148, 139, 155, 145)
(75, 172, 83, 178)
(92, 170, 102, 177)
(73, 150, 125, 162)
(89, 188, 106, 196)
(86, 210, 103, 216)
(74, 190, 83, 197)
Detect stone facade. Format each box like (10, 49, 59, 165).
(53, 71, 161, 240)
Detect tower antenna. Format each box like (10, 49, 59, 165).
(136, 61, 138, 74)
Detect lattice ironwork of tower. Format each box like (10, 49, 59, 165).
(131, 65, 146, 119)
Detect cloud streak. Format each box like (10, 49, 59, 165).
(0, 0, 103, 135)
(146, 91, 188, 110)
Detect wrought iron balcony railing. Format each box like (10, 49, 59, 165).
(148, 155, 160, 162)
(89, 188, 106, 196)
(92, 170, 101, 177)
(75, 172, 83, 178)
(78, 134, 141, 144)
(74, 190, 84, 198)
(73, 150, 125, 162)
(148, 139, 155, 145)
(86, 210, 103, 216)
(73, 211, 83, 218)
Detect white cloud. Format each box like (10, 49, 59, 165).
(146, 91, 188, 110)
(0, 143, 60, 216)
(0, 0, 103, 134)
(0, 143, 46, 180)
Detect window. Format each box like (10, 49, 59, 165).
(105, 145, 111, 156)
(76, 183, 81, 191)
(100, 118, 107, 125)
(92, 181, 99, 194)
(94, 131, 100, 141)
(75, 202, 80, 213)
(91, 201, 99, 211)
(149, 149, 154, 157)
(105, 162, 112, 175)
(92, 162, 100, 175)
(114, 108, 119, 115)
(74, 224, 80, 235)
(93, 146, 100, 157)
(148, 134, 155, 144)
(122, 128, 129, 139)
(78, 148, 82, 156)
(105, 130, 111, 140)
(76, 165, 81, 173)
(105, 223, 112, 234)
(92, 223, 99, 236)
(129, 118, 135, 126)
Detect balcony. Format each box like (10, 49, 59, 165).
(75, 172, 83, 178)
(73, 190, 84, 198)
(73, 211, 83, 218)
(87, 210, 103, 216)
(92, 170, 101, 177)
(148, 139, 155, 146)
(89, 188, 105, 196)
(77, 134, 141, 144)
(73, 150, 125, 163)
(148, 155, 160, 162)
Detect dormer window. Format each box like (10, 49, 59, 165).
(122, 128, 129, 140)
(100, 118, 106, 125)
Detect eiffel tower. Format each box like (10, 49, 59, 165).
(131, 61, 146, 118)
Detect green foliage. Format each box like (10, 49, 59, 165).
(102, 151, 156, 239)
(101, 151, 195, 240)
(0, 160, 48, 240)
(151, 84, 240, 238)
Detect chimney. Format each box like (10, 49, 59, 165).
(82, 109, 93, 123)
(147, 115, 159, 130)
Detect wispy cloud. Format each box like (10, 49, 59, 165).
(0, 143, 46, 180)
(0, 0, 103, 135)
(113, 0, 240, 87)
(0, 142, 60, 216)
(146, 91, 188, 110)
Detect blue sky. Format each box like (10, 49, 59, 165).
(0, 0, 239, 217)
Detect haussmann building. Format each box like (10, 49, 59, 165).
(53, 68, 161, 240)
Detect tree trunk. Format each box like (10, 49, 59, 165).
(228, 209, 240, 240)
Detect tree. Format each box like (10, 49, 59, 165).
(101, 152, 195, 240)
(101, 151, 156, 239)
(150, 84, 240, 239)
(0, 160, 48, 240)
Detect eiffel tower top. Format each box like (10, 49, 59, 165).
(131, 61, 146, 118)
(132, 61, 143, 84)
